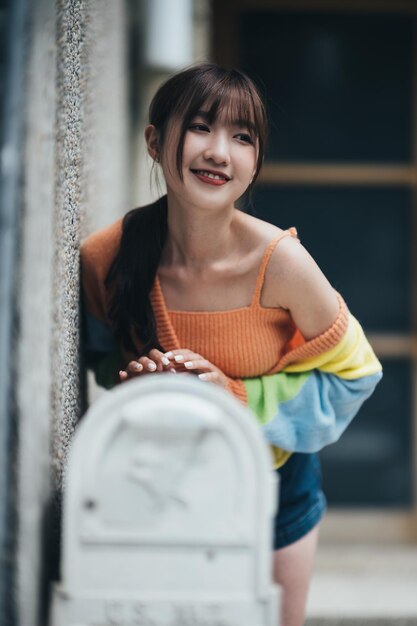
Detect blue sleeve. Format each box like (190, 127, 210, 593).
(262, 370, 383, 453)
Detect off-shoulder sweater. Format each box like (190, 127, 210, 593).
(81, 212, 382, 467)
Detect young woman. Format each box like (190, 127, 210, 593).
(81, 64, 382, 626)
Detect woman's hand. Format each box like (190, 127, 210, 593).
(119, 348, 176, 382)
(164, 349, 229, 389)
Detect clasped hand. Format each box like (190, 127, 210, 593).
(119, 348, 228, 389)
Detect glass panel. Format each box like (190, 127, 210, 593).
(240, 11, 413, 163)
(320, 359, 412, 507)
(251, 185, 412, 333)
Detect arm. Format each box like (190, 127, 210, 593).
(263, 235, 341, 340)
(84, 298, 382, 460)
(244, 313, 382, 459)
(83, 308, 179, 388)
(242, 236, 382, 463)
(80, 219, 126, 388)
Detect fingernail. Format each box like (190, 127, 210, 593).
(119, 370, 126, 377)
(133, 362, 142, 371)
(170, 368, 177, 374)
(161, 356, 170, 366)
(164, 351, 173, 358)
(184, 361, 193, 369)
(198, 373, 209, 381)
(147, 362, 157, 371)
(174, 355, 184, 363)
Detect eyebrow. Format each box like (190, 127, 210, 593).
(193, 110, 256, 133)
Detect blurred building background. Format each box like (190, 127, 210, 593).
(1, 0, 417, 624)
(216, 0, 417, 536)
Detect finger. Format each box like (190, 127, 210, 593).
(199, 371, 227, 388)
(126, 360, 144, 376)
(198, 372, 217, 383)
(164, 349, 201, 364)
(137, 356, 158, 372)
(148, 348, 171, 371)
(119, 370, 129, 381)
(183, 358, 213, 373)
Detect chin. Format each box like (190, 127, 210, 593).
(192, 194, 236, 212)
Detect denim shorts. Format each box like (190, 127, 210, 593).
(272, 452, 327, 550)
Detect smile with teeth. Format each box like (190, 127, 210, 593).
(191, 169, 230, 184)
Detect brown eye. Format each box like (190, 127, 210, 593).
(235, 133, 253, 144)
(189, 123, 210, 132)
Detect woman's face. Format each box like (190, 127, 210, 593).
(160, 109, 258, 212)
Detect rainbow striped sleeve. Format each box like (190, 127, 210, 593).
(244, 312, 383, 468)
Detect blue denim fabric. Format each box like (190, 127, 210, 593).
(273, 452, 327, 550)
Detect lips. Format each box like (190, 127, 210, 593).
(190, 169, 231, 186)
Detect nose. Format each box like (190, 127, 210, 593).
(203, 131, 231, 165)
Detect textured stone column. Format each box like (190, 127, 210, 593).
(51, 0, 128, 486)
(14, 1, 128, 624)
(52, 0, 88, 491)
(83, 0, 128, 234)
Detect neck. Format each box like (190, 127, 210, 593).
(161, 190, 238, 269)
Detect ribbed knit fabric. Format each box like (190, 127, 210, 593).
(150, 230, 349, 404)
(81, 217, 350, 406)
(151, 231, 298, 374)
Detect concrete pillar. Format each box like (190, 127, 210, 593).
(13, 0, 128, 624)
(83, 0, 129, 234)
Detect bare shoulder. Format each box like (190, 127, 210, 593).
(268, 232, 315, 278)
(262, 230, 331, 309)
(234, 210, 289, 250)
(236, 214, 340, 332)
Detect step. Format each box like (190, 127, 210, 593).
(305, 544, 417, 624)
(305, 617, 417, 626)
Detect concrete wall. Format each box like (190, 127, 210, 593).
(13, 0, 129, 624)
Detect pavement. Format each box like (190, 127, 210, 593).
(306, 543, 417, 625)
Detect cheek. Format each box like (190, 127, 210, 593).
(182, 134, 204, 163)
(234, 151, 257, 178)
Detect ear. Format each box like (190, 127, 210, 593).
(144, 124, 160, 162)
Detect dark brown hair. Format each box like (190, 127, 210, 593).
(106, 64, 269, 356)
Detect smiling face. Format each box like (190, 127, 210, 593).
(159, 107, 258, 211)
(145, 65, 268, 214)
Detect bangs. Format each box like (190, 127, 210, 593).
(175, 70, 265, 140)
(193, 83, 261, 137)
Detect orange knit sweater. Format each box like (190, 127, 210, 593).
(81, 218, 349, 404)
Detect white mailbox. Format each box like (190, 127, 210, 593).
(51, 374, 279, 626)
